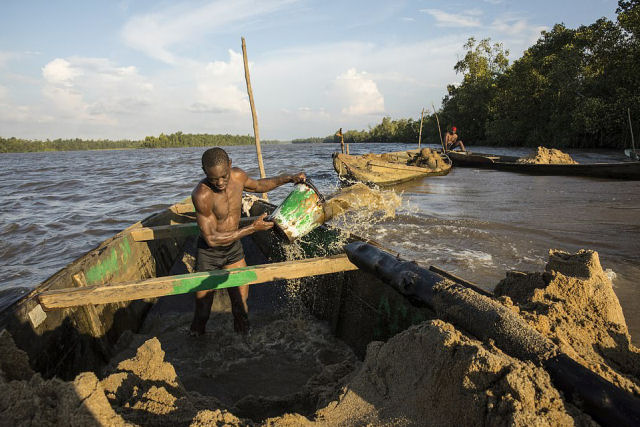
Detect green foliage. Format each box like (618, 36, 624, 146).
(442, 3, 640, 149)
(617, 0, 640, 38)
(0, 133, 282, 153)
(291, 136, 334, 144)
(297, 114, 443, 146)
(441, 38, 509, 143)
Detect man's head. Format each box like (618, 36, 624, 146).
(452, 126, 457, 133)
(202, 148, 231, 191)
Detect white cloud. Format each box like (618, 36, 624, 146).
(289, 107, 330, 121)
(4, 35, 469, 139)
(0, 51, 15, 68)
(421, 9, 482, 28)
(250, 37, 466, 138)
(489, 14, 548, 52)
(42, 58, 83, 87)
(332, 68, 384, 116)
(188, 49, 249, 114)
(40, 57, 154, 124)
(121, 0, 297, 63)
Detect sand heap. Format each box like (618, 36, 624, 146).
(413, 148, 447, 170)
(0, 329, 132, 426)
(516, 146, 578, 164)
(0, 315, 596, 427)
(299, 319, 594, 426)
(494, 249, 640, 395)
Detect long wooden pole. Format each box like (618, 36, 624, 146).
(628, 108, 638, 160)
(38, 254, 358, 310)
(418, 108, 424, 149)
(241, 37, 268, 200)
(432, 103, 445, 152)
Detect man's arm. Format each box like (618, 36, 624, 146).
(192, 189, 272, 247)
(243, 171, 306, 193)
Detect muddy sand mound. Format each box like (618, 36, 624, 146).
(495, 249, 640, 395)
(517, 146, 578, 164)
(101, 336, 246, 426)
(0, 330, 130, 426)
(307, 319, 591, 427)
(2, 312, 592, 426)
(413, 148, 446, 170)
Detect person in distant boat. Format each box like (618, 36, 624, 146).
(190, 147, 306, 336)
(445, 126, 466, 152)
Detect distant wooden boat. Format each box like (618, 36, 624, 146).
(447, 151, 640, 180)
(333, 149, 452, 186)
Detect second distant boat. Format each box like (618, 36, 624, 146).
(333, 148, 452, 186)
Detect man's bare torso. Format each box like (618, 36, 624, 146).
(194, 168, 246, 233)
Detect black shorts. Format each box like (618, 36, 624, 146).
(196, 237, 245, 272)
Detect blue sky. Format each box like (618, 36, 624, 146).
(0, 0, 619, 140)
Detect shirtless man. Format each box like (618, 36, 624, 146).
(445, 126, 466, 152)
(190, 147, 306, 335)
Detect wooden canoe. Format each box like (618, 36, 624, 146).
(0, 196, 436, 380)
(447, 151, 640, 180)
(333, 149, 452, 186)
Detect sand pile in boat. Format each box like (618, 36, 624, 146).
(0, 329, 130, 426)
(0, 310, 357, 426)
(0, 315, 594, 426)
(516, 146, 578, 164)
(494, 249, 640, 395)
(100, 335, 248, 426)
(295, 319, 592, 426)
(411, 148, 447, 170)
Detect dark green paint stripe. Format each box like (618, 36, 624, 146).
(170, 269, 258, 294)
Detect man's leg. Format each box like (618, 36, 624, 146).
(191, 289, 214, 335)
(224, 258, 250, 334)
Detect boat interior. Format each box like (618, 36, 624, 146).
(0, 197, 434, 421)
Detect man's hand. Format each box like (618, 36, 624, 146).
(252, 213, 274, 231)
(290, 172, 306, 184)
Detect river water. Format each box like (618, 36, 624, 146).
(1, 143, 639, 341)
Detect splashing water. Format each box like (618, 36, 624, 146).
(323, 183, 402, 237)
(273, 183, 403, 310)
